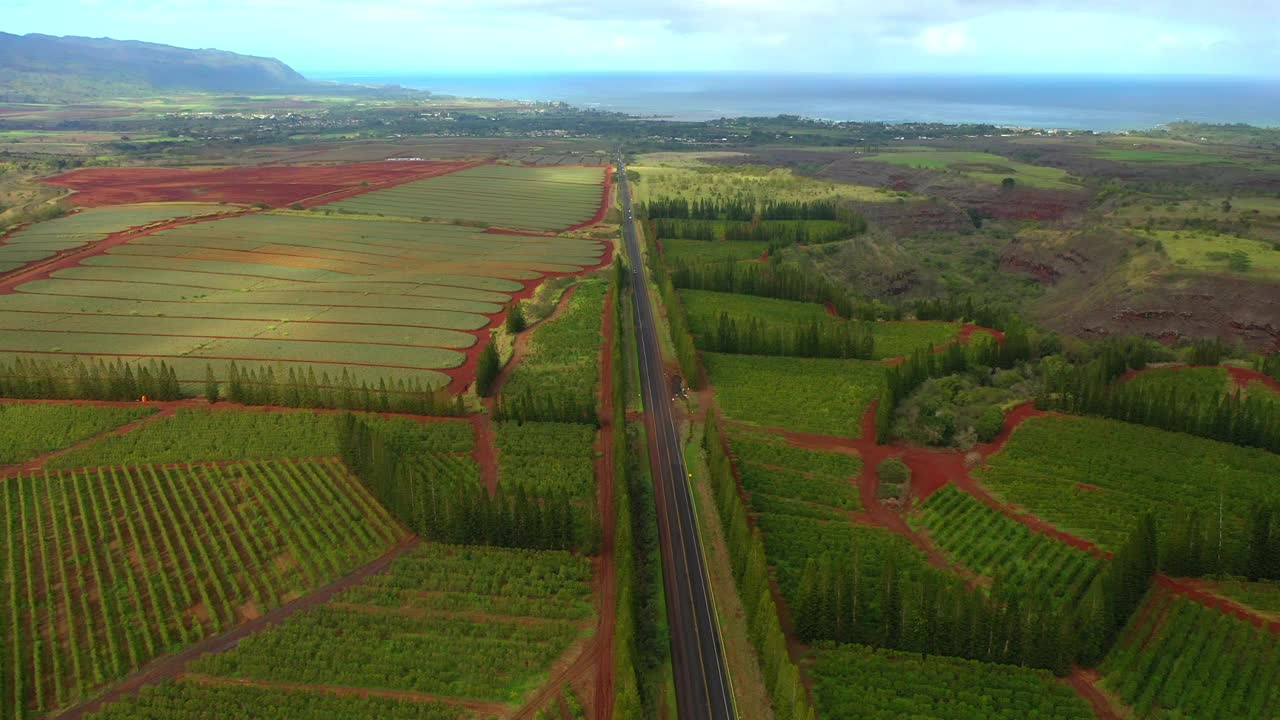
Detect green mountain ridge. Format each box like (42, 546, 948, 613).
(0, 32, 318, 102)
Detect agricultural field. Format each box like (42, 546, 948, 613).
(728, 427, 861, 516)
(1200, 579, 1280, 615)
(0, 458, 404, 717)
(660, 239, 769, 266)
(703, 352, 884, 437)
(46, 408, 470, 469)
(500, 279, 606, 415)
(1124, 366, 1231, 397)
(629, 164, 891, 206)
(975, 415, 1280, 550)
(1141, 229, 1280, 279)
(1100, 590, 1280, 719)
(0, 203, 235, 274)
(496, 421, 596, 499)
(0, 212, 606, 392)
(866, 151, 1079, 190)
(0, 402, 154, 465)
(682, 289, 960, 360)
(812, 643, 1094, 720)
(87, 681, 465, 720)
(43, 161, 467, 207)
(910, 486, 1102, 605)
(188, 542, 594, 705)
(320, 164, 608, 232)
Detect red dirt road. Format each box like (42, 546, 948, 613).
(1068, 669, 1124, 720)
(44, 161, 472, 208)
(1156, 576, 1280, 634)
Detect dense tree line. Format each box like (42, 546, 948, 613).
(0, 356, 181, 401)
(493, 385, 598, 425)
(913, 297, 1020, 333)
(647, 238, 703, 389)
(673, 258, 850, 312)
(217, 362, 463, 416)
(651, 218, 863, 247)
(643, 197, 845, 222)
(1038, 362, 1280, 453)
(698, 312, 875, 360)
(476, 338, 500, 397)
(338, 414, 587, 551)
(704, 416, 817, 720)
(1258, 353, 1280, 381)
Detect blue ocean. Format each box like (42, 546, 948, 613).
(310, 72, 1280, 131)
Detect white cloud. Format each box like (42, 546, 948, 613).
(915, 24, 974, 54)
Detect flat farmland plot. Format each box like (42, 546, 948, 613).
(704, 352, 884, 437)
(0, 213, 606, 392)
(496, 422, 597, 499)
(813, 643, 1093, 720)
(0, 403, 154, 465)
(975, 415, 1280, 550)
(501, 280, 606, 418)
(320, 164, 609, 231)
(1125, 366, 1231, 397)
(190, 542, 594, 704)
(728, 427, 861, 516)
(661, 239, 769, 266)
(0, 459, 405, 717)
(0, 203, 235, 273)
(87, 681, 465, 720)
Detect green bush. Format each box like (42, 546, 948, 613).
(877, 457, 910, 486)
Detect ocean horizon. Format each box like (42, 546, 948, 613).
(309, 72, 1280, 132)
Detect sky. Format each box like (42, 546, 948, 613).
(5, 0, 1280, 76)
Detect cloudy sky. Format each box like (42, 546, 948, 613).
(6, 0, 1279, 75)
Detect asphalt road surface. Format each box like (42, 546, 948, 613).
(616, 159, 735, 720)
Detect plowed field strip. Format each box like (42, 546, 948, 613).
(44, 274, 511, 305)
(0, 327, 470, 351)
(0, 308, 481, 332)
(16, 291, 496, 315)
(0, 348, 452, 372)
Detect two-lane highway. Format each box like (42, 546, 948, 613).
(616, 159, 735, 720)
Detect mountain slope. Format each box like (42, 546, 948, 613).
(0, 32, 314, 102)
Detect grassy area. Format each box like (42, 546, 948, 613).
(1125, 366, 1231, 398)
(1202, 579, 1280, 615)
(703, 352, 884, 437)
(867, 151, 1079, 190)
(630, 165, 892, 206)
(1143, 229, 1280, 279)
(728, 427, 861, 514)
(1093, 147, 1237, 164)
(660, 239, 769, 267)
(976, 415, 1280, 550)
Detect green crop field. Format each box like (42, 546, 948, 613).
(319, 164, 607, 231)
(500, 279, 606, 416)
(975, 415, 1280, 550)
(0, 212, 606, 391)
(704, 352, 884, 437)
(1125, 366, 1231, 397)
(1092, 147, 1237, 164)
(0, 458, 404, 717)
(812, 643, 1094, 720)
(682, 289, 960, 360)
(87, 681, 464, 720)
(496, 421, 597, 499)
(728, 427, 861, 516)
(867, 151, 1079, 190)
(661, 239, 769, 266)
(189, 542, 593, 704)
(46, 408, 469, 469)
(1200, 579, 1280, 615)
(630, 165, 891, 205)
(0, 403, 154, 464)
(1100, 591, 1280, 719)
(911, 486, 1102, 605)
(0, 203, 236, 273)
(1141, 229, 1280, 279)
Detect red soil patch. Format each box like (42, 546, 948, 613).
(44, 161, 474, 208)
(1157, 576, 1280, 634)
(1068, 668, 1125, 720)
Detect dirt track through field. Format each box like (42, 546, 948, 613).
(0, 403, 177, 478)
(53, 536, 420, 720)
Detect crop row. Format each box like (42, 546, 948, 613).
(189, 542, 592, 704)
(704, 352, 885, 437)
(728, 428, 861, 512)
(812, 642, 1094, 720)
(85, 680, 464, 720)
(0, 403, 154, 465)
(0, 459, 403, 718)
(911, 486, 1102, 605)
(1100, 590, 1280, 719)
(496, 421, 597, 499)
(976, 415, 1280, 551)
